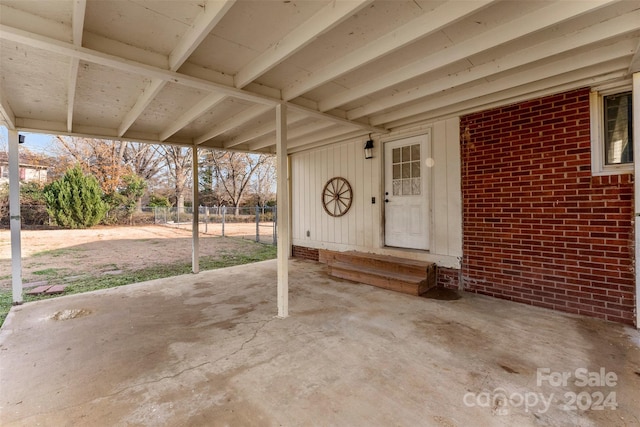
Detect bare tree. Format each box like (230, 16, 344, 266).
(122, 143, 164, 181)
(160, 145, 192, 212)
(54, 136, 128, 194)
(251, 155, 276, 210)
(122, 143, 164, 210)
(203, 151, 269, 215)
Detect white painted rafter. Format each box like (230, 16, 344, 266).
(287, 101, 384, 133)
(234, 0, 372, 89)
(348, 9, 640, 120)
(160, 93, 227, 141)
(67, 0, 86, 132)
(71, 0, 85, 44)
(318, 0, 616, 112)
(0, 25, 274, 102)
(286, 125, 354, 149)
(117, 80, 166, 137)
(170, 0, 236, 71)
(629, 39, 640, 74)
(288, 130, 366, 154)
(250, 120, 333, 151)
(372, 43, 635, 126)
(224, 111, 306, 149)
(387, 69, 628, 130)
(0, 23, 383, 139)
(0, 86, 16, 130)
(117, 0, 236, 136)
(195, 104, 273, 145)
(281, 0, 496, 101)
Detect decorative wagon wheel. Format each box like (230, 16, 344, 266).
(322, 177, 353, 217)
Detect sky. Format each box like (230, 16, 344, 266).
(0, 125, 57, 154)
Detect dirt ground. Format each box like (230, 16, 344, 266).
(0, 224, 273, 289)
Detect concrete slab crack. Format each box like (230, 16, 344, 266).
(216, 316, 276, 363)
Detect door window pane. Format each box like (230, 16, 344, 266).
(393, 180, 401, 195)
(391, 143, 423, 196)
(411, 178, 421, 195)
(411, 144, 420, 161)
(402, 163, 410, 178)
(411, 161, 420, 178)
(392, 148, 400, 163)
(401, 146, 410, 162)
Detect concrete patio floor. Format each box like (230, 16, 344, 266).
(1, 259, 639, 427)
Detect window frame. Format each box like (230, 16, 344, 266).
(590, 86, 634, 176)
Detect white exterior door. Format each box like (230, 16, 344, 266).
(384, 134, 430, 250)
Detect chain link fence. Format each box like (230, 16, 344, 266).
(151, 206, 277, 245)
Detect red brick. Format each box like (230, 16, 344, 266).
(460, 88, 634, 326)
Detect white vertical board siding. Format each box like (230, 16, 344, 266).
(432, 121, 449, 255)
(292, 138, 379, 248)
(291, 117, 461, 266)
(445, 117, 462, 257)
(431, 117, 462, 257)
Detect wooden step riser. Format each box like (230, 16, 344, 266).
(329, 266, 434, 296)
(322, 252, 432, 276)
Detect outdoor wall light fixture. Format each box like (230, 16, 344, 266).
(364, 135, 374, 159)
(18, 135, 25, 144)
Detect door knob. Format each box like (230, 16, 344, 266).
(385, 199, 389, 203)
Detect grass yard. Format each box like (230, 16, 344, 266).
(0, 225, 277, 326)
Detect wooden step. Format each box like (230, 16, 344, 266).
(329, 262, 432, 296)
(320, 250, 434, 277)
(321, 250, 437, 296)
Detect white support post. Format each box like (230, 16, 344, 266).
(276, 103, 289, 318)
(192, 145, 200, 274)
(633, 72, 640, 328)
(8, 129, 22, 304)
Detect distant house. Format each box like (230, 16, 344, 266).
(0, 152, 48, 185)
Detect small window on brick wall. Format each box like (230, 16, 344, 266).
(590, 88, 634, 175)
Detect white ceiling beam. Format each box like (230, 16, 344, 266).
(318, 0, 616, 112)
(250, 121, 333, 151)
(349, 9, 640, 120)
(234, 0, 372, 89)
(224, 111, 306, 149)
(0, 23, 389, 138)
(117, 0, 235, 137)
(281, 0, 496, 101)
(169, 0, 236, 70)
(0, 3, 71, 41)
(223, 120, 276, 149)
(66, 59, 80, 132)
(286, 125, 355, 149)
(117, 79, 166, 137)
(83, 31, 169, 69)
(387, 69, 628, 130)
(288, 130, 366, 154)
(287, 101, 386, 134)
(160, 93, 227, 141)
(195, 105, 273, 145)
(628, 39, 640, 75)
(71, 0, 86, 44)
(0, 25, 275, 101)
(66, 0, 86, 132)
(285, 122, 338, 147)
(0, 87, 16, 130)
(14, 118, 194, 146)
(372, 43, 634, 126)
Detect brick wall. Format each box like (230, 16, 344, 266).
(460, 88, 635, 325)
(292, 245, 320, 262)
(438, 267, 460, 290)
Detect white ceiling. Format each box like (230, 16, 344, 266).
(0, 0, 639, 153)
